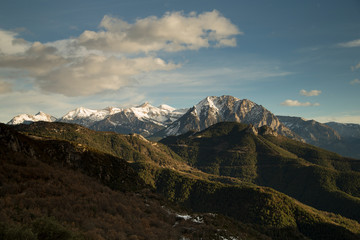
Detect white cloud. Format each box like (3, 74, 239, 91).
(0, 29, 30, 55)
(36, 55, 179, 96)
(351, 62, 360, 71)
(0, 42, 69, 75)
(0, 10, 240, 97)
(338, 39, 360, 48)
(350, 79, 360, 85)
(281, 99, 320, 107)
(299, 89, 321, 97)
(0, 80, 12, 94)
(78, 10, 241, 53)
(0, 48, 178, 96)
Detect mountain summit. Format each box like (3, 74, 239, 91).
(154, 95, 297, 139)
(58, 106, 122, 127)
(90, 103, 187, 136)
(7, 111, 56, 125)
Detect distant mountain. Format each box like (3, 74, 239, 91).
(278, 116, 360, 159)
(7, 111, 56, 125)
(277, 115, 341, 144)
(58, 106, 122, 127)
(91, 103, 187, 136)
(153, 95, 298, 139)
(325, 122, 360, 139)
(6, 96, 360, 158)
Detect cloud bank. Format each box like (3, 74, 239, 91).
(351, 62, 360, 71)
(281, 99, 320, 107)
(0, 29, 30, 55)
(300, 89, 321, 97)
(0, 10, 241, 96)
(79, 10, 241, 53)
(338, 39, 360, 48)
(350, 79, 360, 85)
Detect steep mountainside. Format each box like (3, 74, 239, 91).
(160, 122, 360, 222)
(7, 111, 56, 125)
(1, 123, 268, 240)
(9, 122, 360, 239)
(153, 96, 298, 139)
(278, 116, 360, 159)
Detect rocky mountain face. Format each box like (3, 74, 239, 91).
(154, 95, 298, 139)
(7, 111, 56, 125)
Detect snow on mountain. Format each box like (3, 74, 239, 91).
(58, 107, 122, 127)
(7, 111, 56, 125)
(90, 103, 188, 136)
(126, 102, 187, 126)
(155, 95, 297, 139)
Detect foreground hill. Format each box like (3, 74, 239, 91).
(8, 122, 360, 239)
(160, 122, 360, 222)
(1, 123, 271, 240)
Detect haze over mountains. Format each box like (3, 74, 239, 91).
(7, 95, 360, 158)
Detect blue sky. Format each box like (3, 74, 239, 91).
(1, 0, 360, 123)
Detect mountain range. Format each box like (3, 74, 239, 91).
(7, 95, 360, 158)
(3, 121, 360, 239)
(7, 111, 57, 125)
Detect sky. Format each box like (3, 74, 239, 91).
(0, 0, 360, 123)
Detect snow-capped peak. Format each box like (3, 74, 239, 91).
(127, 102, 182, 123)
(60, 106, 122, 123)
(62, 107, 97, 120)
(159, 104, 176, 112)
(7, 111, 56, 125)
(193, 95, 242, 117)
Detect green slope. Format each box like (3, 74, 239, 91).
(8, 122, 360, 239)
(160, 122, 360, 222)
(2, 123, 266, 240)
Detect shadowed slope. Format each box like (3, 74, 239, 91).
(160, 122, 360, 222)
